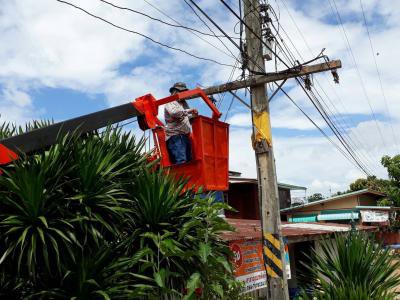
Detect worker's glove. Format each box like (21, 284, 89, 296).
(188, 108, 198, 116)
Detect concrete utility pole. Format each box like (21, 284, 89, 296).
(244, 0, 289, 299)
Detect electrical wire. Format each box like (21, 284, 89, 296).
(359, 0, 398, 147)
(219, 0, 292, 70)
(243, 4, 371, 175)
(226, 0, 373, 175)
(187, 0, 269, 76)
(99, 0, 239, 39)
(278, 84, 371, 176)
(329, 0, 386, 148)
(139, 0, 238, 61)
(224, 94, 235, 122)
(297, 82, 372, 176)
(183, 0, 239, 61)
(217, 58, 241, 109)
(273, 29, 376, 171)
(99, 118, 138, 136)
(56, 0, 237, 68)
(274, 0, 377, 171)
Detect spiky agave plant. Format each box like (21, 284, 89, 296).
(122, 169, 238, 299)
(0, 120, 241, 299)
(0, 135, 77, 280)
(66, 127, 147, 246)
(0, 126, 148, 283)
(32, 243, 157, 300)
(0, 119, 53, 139)
(299, 232, 400, 300)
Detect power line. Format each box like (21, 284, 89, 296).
(278, 84, 370, 175)
(281, 85, 370, 176)
(305, 86, 373, 175)
(56, 0, 237, 68)
(99, 0, 239, 39)
(140, 0, 238, 61)
(98, 118, 138, 136)
(275, 0, 377, 171)
(219, 0, 293, 70)
(183, 0, 239, 60)
(218, 59, 241, 109)
(273, 31, 377, 172)
(186, 0, 257, 69)
(359, 0, 399, 147)
(228, 0, 373, 174)
(224, 93, 235, 122)
(186, 0, 271, 77)
(329, 0, 386, 148)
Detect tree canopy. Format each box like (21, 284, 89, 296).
(381, 155, 400, 206)
(349, 175, 388, 193)
(307, 193, 323, 202)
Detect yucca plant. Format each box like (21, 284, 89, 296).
(0, 136, 77, 280)
(127, 169, 191, 230)
(299, 232, 400, 300)
(0, 120, 241, 299)
(33, 243, 157, 300)
(122, 170, 238, 299)
(64, 128, 148, 247)
(66, 135, 131, 246)
(0, 119, 53, 139)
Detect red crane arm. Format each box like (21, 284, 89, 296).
(0, 88, 220, 167)
(133, 87, 221, 131)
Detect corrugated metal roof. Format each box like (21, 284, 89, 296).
(281, 189, 386, 213)
(221, 218, 377, 242)
(277, 182, 307, 191)
(229, 177, 307, 190)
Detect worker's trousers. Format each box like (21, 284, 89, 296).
(166, 134, 192, 164)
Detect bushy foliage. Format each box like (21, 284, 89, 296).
(382, 155, 400, 206)
(349, 175, 389, 193)
(299, 232, 400, 300)
(307, 193, 323, 202)
(0, 125, 240, 299)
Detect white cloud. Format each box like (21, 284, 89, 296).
(0, 85, 39, 124)
(2, 86, 32, 107)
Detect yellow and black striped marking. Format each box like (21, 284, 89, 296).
(263, 233, 283, 278)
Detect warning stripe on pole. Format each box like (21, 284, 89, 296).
(263, 233, 283, 278)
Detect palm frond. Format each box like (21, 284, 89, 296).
(300, 232, 400, 299)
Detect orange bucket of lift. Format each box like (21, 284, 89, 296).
(133, 88, 229, 192)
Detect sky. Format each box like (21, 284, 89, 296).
(0, 0, 399, 196)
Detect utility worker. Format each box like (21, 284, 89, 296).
(165, 82, 198, 164)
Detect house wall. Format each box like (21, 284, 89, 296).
(226, 183, 291, 219)
(279, 188, 291, 210)
(225, 183, 260, 219)
(359, 194, 379, 206)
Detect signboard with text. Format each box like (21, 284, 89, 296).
(229, 238, 291, 293)
(361, 210, 389, 223)
(230, 239, 267, 293)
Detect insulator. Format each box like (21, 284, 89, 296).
(260, 3, 269, 13)
(332, 69, 340, 84)
(304, 75, 312, 91)
(262, 35, 273, 61)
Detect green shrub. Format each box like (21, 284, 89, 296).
(299, 232, 400, 300)
(0, 125, 240, 299)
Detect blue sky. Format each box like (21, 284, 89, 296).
(1, 0, 399, 195)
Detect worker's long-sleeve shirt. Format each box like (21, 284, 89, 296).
(164, 101, 191, 140)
